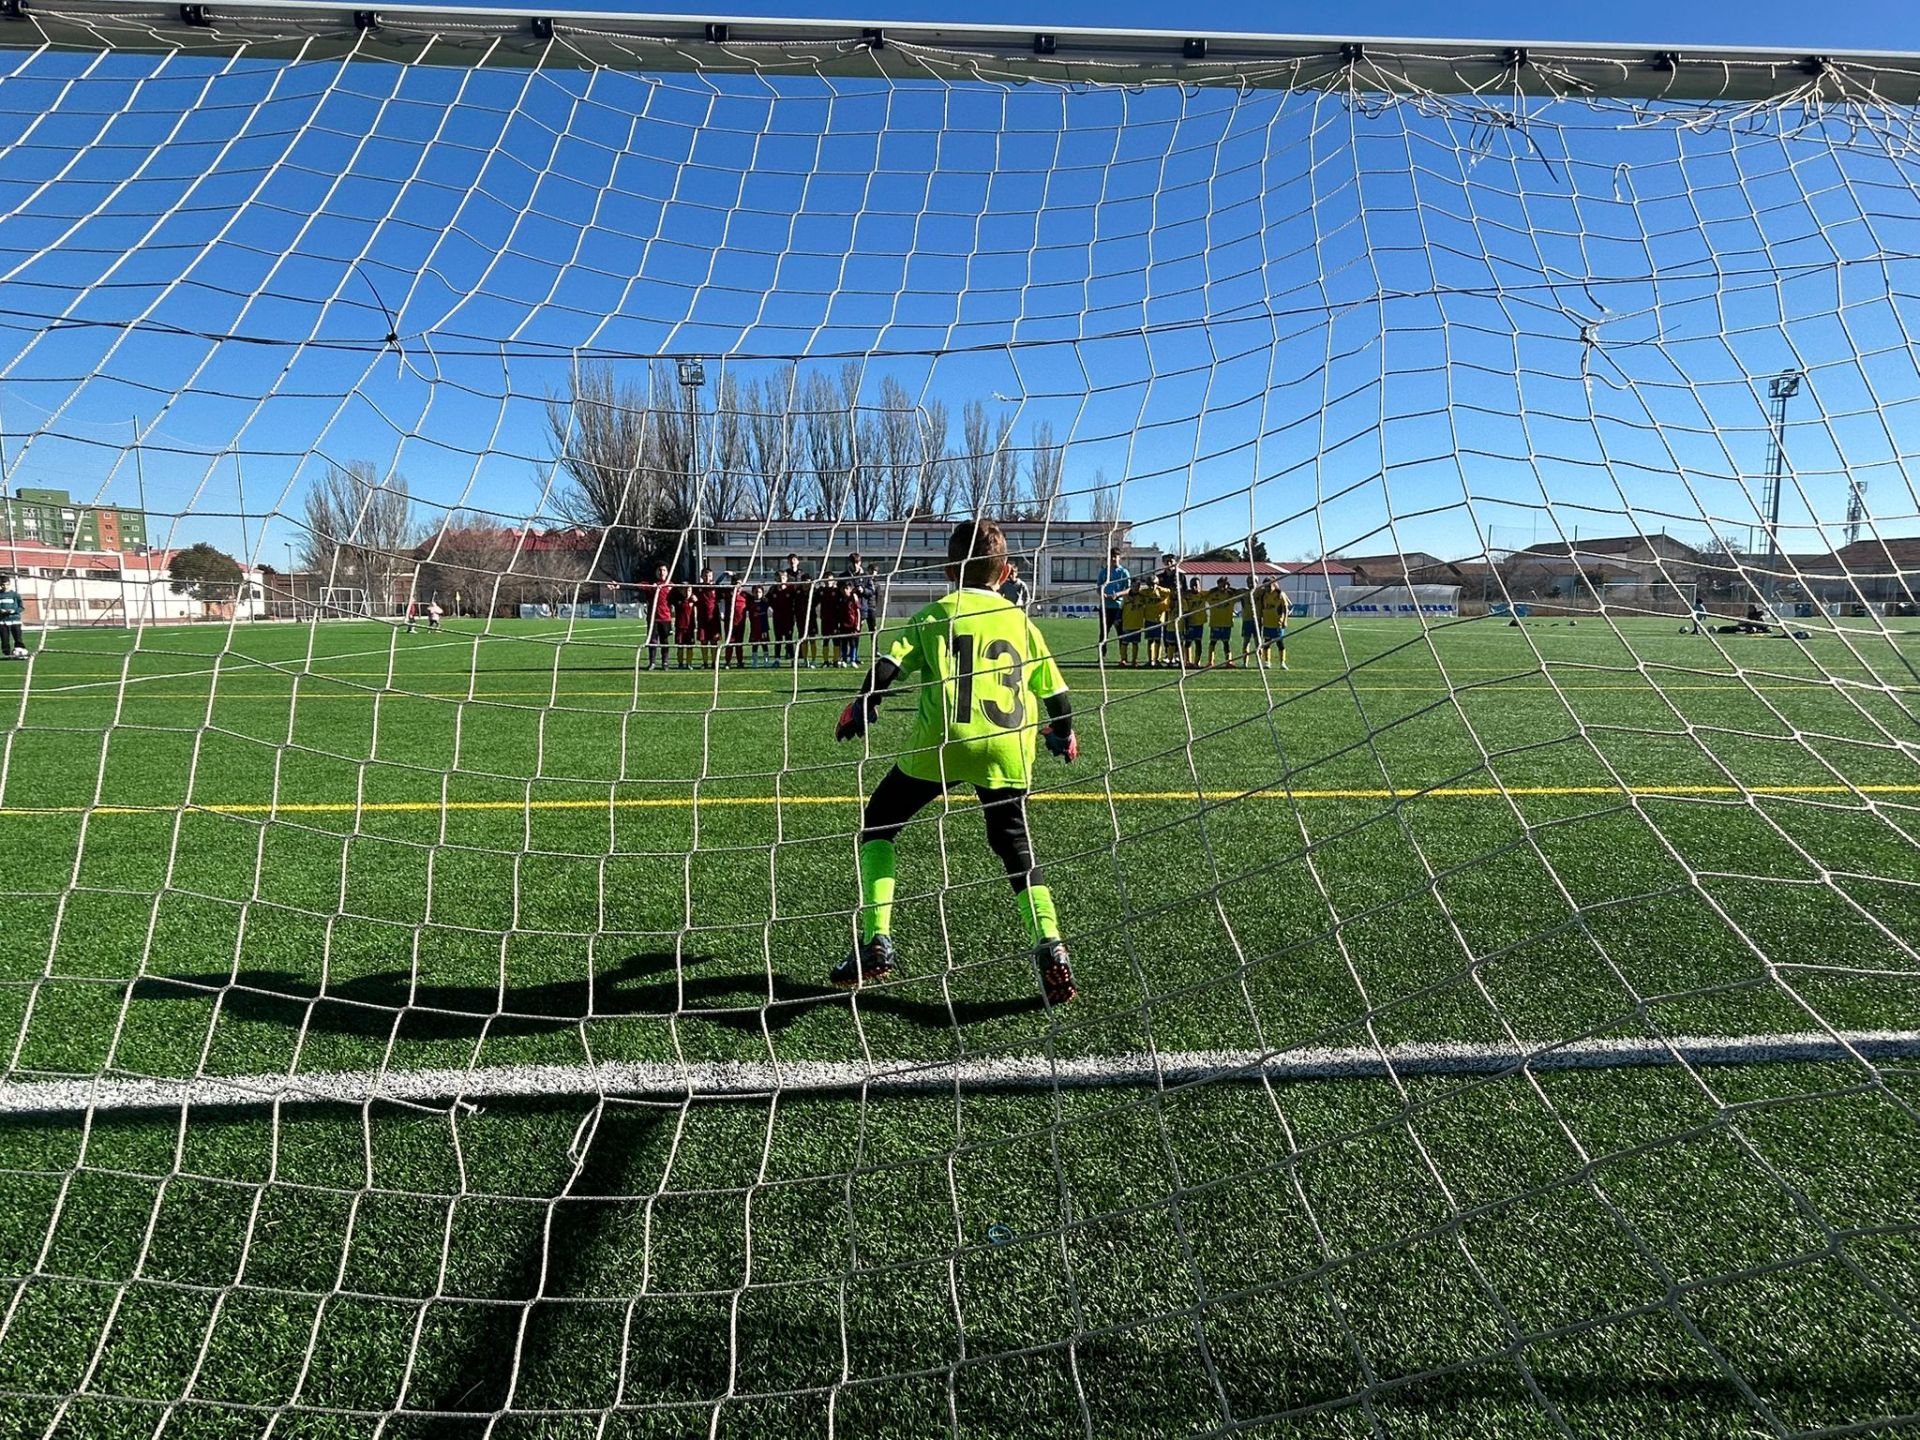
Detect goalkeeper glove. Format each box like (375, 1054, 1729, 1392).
(836, 695, 881, 741)
(1043, 724, 1078, 763)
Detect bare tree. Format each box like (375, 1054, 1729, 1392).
(416, 512, 593, 616)
(743, 365, 801, 519)
(1026, 421, 1066, 524)
(300, 461, 416, 611)
(989, 409, 1019, 516)
(854, 395, 884, 522)
(958, 400, 996, 515)
(647, 360, 695, 529)
(1087, 468, 1124, 528)
(803, 367, 856, 520)
(915, 400, 951, 517)
(875, 377, 921, 519)
(705, 371, 749, 527)
(546, 362, 667, 584)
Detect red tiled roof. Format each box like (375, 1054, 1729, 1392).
(508, 527, 599, 552)
(1336, 551, 1444, 572)
(0, 539, 179, 572)
(1175, 559, 1286, 578)
(1276, 558, 1355, 576)
(1833, 536, 1920, 572)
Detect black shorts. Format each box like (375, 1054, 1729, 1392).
(861, 766, 1041, 889)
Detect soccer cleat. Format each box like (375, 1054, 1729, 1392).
(1034, 940, 1076, 1005)
(831, 934, 897, 988)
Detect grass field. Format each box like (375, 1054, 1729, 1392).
(1, 611, 1917, 1438)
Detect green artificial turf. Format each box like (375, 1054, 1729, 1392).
(0, 612, 1916, 1437)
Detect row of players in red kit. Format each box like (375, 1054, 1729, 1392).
(636, 558, 879, 670)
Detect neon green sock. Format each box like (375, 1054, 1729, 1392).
(1017, 885, 1061, 946)
(858, 839, 897, 943)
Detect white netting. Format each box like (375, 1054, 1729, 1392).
(0, 11, 1917, 1436)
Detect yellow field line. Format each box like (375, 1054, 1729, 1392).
(3, 783, 1917, 819)
(3, 682, 1912, 702)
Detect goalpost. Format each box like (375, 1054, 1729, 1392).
(316, 586, 373, 619)
(0, 6, 1918, 1435)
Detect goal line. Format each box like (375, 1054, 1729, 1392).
(5, 1029, 1916, 1118)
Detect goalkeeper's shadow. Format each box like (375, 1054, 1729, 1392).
(129, 950, 1043, 1041)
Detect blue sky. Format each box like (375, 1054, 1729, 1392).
(1, 2, 1918, 579)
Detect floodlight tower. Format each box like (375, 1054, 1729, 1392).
(1844, 476, 1868, 547)
(1760, 370, 1800, 601)
(678, 357, 706, 580)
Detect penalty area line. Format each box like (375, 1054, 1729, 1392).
(2, 1029, 1916, 1117)
(3, 782, 1920, 818)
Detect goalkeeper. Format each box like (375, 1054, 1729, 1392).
(833, 519, 1078, 1005)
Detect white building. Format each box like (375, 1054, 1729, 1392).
(1, 540, 266, 628)
(704, 518, 1157, 617)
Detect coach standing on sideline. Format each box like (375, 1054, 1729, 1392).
(1099, 547, 1130, 659)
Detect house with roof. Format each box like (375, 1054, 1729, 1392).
(0, 539, 265, 626)
(1336, 550, 1450, 585)
(1768, 537, 1920, 612)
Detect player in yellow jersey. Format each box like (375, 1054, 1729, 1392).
(833, 519, 1079, 1005)
(1139, 576, 1171, 667)
(1239, 580, 1264, 667)
(1118, 583, 1146, 667)
(1205, 579, 1240, 668)
(1178, 578, 1205, 668)
(1257, 580, 1292, 669)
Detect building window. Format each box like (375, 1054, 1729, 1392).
(1051, 557, 1108, 585)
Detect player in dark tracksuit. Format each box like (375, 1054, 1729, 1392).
(0, 574, 26, 660)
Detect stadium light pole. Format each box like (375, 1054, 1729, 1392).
(1761, 370, 1800, 607)
(678, 357, 706, 581)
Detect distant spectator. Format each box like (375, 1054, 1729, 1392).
(674, 584, 698, 668)
(843, 552, 878, 662)
(0, 572, 24, 660)
(1099, 548, 1131, 657)
(748, 583, 771, 667)
(427, 599, 443, 632)
(770, 574, 801, 666)
(725, 579, 749, 670)
(695, 566, 723, 667)
(644, 563, 674, 671)
(828, 576, 859, 667)
(798, 571, 824, 669)
(1000, 559, 1032, 612)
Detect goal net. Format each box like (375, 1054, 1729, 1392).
(0, 8, 1917, 1435)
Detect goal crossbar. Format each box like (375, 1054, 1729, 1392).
(5, 1, 1918, 100)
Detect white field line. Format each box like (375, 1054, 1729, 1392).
(24, 635, 475, 696)
(2, 1030, 1917, 1117)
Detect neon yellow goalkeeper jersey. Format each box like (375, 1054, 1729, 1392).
(886, 586, 1067, 790)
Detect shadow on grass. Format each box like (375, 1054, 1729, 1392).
(403, 1102, 671, 1437)
(131, 949, 1043, 1040)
